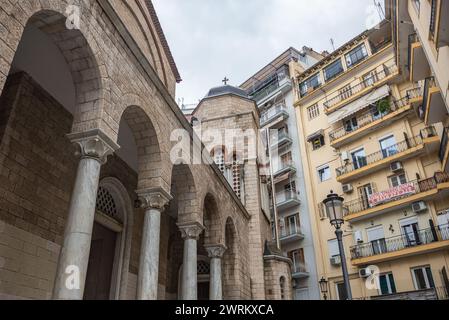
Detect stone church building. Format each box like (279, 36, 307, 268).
(0, 0, 292, 300)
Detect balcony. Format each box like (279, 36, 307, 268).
(350, 224, 449, 266)
(440, 127, 449, 173)
(250, 66, 292, 106)
(291, 262, 309, 279)
(324, 62, 399, 114)
(329, 88, 423, 148)
(279, 224, 304, 244)
(344, 172, 449, 222)
(336, 127, 440, 184)
(367, 287, 448, 301)
(274, 190, 301, 211)
(271, 131, 293, 149)
(407, 33, 430, 82)
(260, 104, 289, 128)
(422, 76, 446, 125)
(273, 160, 296, 177)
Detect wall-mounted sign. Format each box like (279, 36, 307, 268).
(369, 182, 417, 207)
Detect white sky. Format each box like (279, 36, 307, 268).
(152, 0, 385, 105)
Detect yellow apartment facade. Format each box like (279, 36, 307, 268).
(390, 0, 449, 177)
(293, 16, 449, 300)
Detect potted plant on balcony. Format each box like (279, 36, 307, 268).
(377, 98, 390, 115)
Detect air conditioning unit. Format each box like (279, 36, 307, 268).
(330, 256, 342, 266)
(359, 267, 373, 278)
(390, 161, 404, 173)
(341, 151, 349, 162)
(342, 184, 354, 194)
(412, 201, 428, 214)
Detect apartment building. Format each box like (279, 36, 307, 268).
(294, 16, 449, 301)
(389, 0, 449, 175)
(240, 47, 323, 300)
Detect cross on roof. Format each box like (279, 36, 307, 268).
(222, 77, 229, 85)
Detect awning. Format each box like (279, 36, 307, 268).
(327, 85, 390, 125)
(307, 129, 324, 142)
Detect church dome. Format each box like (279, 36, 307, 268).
(205, 85, 249, 99)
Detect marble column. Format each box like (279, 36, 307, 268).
(53, 130, 119, 300)
(178, 222, 204, 300)
(205, 244, 227, 300)
(136, 188, 172, 300)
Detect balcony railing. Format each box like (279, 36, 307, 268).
(421, 76, 436, 120)
(440, 127, 449, 163)
(276, 190, 300, 206)
(279, 222, 303, 239)
(292, 262, 308, 275)
(344, 172, 449, 216)
(329, 88, 422, 143)
(250, 66, 290, 103)
(274, 160, 296, 175)
(260, 104, 288, 126)
(350, 224, 449, 260)
(271, 131, 292, 147)
(336, 126, 437, 178)
(324, 62, 398, 111)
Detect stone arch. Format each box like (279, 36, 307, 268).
(117, 102, 168, 191)
(202, 193, 223, 245)
(223, 216, 242, 299)
(169, 164, 199, 224)
(93, 177, 134, 300)
(1, 5, 108, 136)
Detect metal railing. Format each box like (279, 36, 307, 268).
(250, 66, 290, 103)
(329, 88, 422, 143)
(324, 62, 398, 110)
(350, 224, 449, 259)
(336, 126, 437, 177)
(260, 104, 288, 126)
(344, 171, 449, 216)
(279, 221, 303, 239)
(274, 160, 295, 175)
(440, 127, 449, 163)
(271, 131, 292, 146)
(276, 190, 300, 205)
(292, 262, 308, 274)
(421, 76, 436, 120)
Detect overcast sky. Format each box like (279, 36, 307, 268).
(152, 0, 385, 105)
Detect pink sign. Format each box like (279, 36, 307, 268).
(369, 182, 417, 207)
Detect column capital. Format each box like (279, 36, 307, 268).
(136, 187, 172, 211)
(68, 129, 120, 164)
(177, 222, 204, 240)
(204, 244, 227, 259)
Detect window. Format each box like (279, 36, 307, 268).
(280, 277, 286, 300)
(312, 135, 325, 150)
(324, 59, 344, 82)
(289, 249, 305, 273)
(212, 147, 226, 174)
(299, 73, 321, 97)
(285, 214, 300, 235)
(280, 152, 293, 168)
(231, 155, 244, 200)
(344, 117, 358, 133)
(378, 273, 397, 295)
(318, 165, 331, 182)
(353, 230, 363, 243)
(345, 44, 368, 67)
(400, 217, 420, 247)
(390, 173, 407, 188)
(328, 239, 340, 258)
(307, 104, 320, 120)
(371, 104, 388, 120)
(412, 266, 435, 290)
(379, 135, 398, 158)
(429, 0, 437, 40)
(358, 184, 374, 210)
(351, 148, 367, 170)
(367, 226, 387, 255)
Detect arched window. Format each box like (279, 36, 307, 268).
(212, 147, 226, 174)
(280, 276, 286, 300)
(231, 153, 245, 202)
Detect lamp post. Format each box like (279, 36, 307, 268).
(323, 191, 352, 300)
(319, 277, 328, 300)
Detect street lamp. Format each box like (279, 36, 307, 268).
(319, 277, 328, 300)
(323, 191, 353, 300)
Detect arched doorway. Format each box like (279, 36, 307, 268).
(178, 256, 210, 300)
(84, 178, 133, 300)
